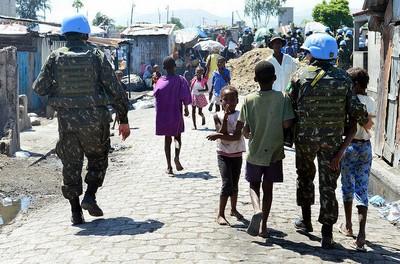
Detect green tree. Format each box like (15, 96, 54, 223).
(244, 0, 287, 27)
(169, 17, 184, 30)
(92, 12, 115, 29)
(312, 0, 353, 32)
(72, 0, 84, 13)
(16, 0, 51, 20)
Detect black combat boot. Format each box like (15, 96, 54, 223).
(294, 206, 313, 232)
(321, 224, 336, 249)
(69, 198, 85, 225)
(81, 184, 103, 217)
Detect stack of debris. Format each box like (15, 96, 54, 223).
(227, 48, 273, 95)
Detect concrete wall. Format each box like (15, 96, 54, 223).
(0, 46, 19, 156)
(0, 0, 16, 17)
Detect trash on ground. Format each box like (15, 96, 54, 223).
(369, 195, 386, 207)
(133, 97, 155, 110)
(27, 113, 38, 118)
(122, 74, 145, 91)
(15, 151, 31, 159)
(30, 117, 41, 126)
(379, 201, 400, 225)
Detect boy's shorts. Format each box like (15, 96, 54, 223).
(210, 95, 221, 105)
(245, 160, 283, 183)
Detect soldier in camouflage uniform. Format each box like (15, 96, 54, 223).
(33, 15, 131, 225)
(337, 40, 351, 70)
(286, 33, 368, 248)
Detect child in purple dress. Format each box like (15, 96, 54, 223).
(154, 57, 192, 175)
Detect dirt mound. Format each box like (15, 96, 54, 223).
(227, 48, 273, 94)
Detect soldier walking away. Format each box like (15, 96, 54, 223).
(33, 15, 131, 225)
(286, 33, 369, 249)
(337, 40, 352, 70)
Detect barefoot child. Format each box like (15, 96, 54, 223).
(190, 66, 208, 129)
(154, 57, 192, 175)
(338, 67, 376, 252)
(207, 86, 246, 225)
(240, 61, 294, 237)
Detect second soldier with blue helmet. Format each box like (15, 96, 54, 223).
(33, 15, 131, 225)
(286, 33, 368, 248)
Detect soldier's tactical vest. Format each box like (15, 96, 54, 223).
(296, 66, 349, 140)
(48, 47, 109, 108)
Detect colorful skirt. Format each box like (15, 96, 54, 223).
(192, 94, 208, 108)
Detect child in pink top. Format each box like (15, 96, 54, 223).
(190, 66, 209, 129)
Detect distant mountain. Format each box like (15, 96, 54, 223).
(134, 9, 232, 27)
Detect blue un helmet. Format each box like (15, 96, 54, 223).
(346, 30, 353, 36)
(61, 14, 91, 35)
(325, 27, 331, 33)
(339, 40, 347, 47)
(301, 33, 338, 60)
(337, 29, 344, 35)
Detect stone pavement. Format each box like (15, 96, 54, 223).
(1, 108, 400, 264)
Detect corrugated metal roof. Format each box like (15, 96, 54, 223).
(121, 23, 175, 37)
(0, 23, 28, 35)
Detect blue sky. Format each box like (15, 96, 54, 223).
(44, 0, 365, 26)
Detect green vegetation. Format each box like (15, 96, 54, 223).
(72, 0, 84, 13)
(16, 0, 50, 20)
(312, 0, 353, 31)
(169, 17, 184, 30)
(244, 0, 287, 27)
(92, 12, 115, 28)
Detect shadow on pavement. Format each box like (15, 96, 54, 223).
(174, 171, 216, 180)
(254, 236, 400, 263)
(75, 217, 164, 236)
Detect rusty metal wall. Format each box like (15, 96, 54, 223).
(129, 35, 172, 74)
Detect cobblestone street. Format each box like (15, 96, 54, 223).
(1, 108, 399, 263)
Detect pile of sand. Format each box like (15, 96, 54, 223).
(227, 48, 273, 94)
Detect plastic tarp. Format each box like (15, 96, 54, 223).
(304, 22, 327, 34)
(175, 28, 207, 44)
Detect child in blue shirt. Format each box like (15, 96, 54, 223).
(208, 56, 231, 112)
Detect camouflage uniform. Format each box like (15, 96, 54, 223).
(286, 62, 368, 226)
(337, 47, 351, 70)
(345, 36, 354, 55)
(335, 35, 344, 47)
(33, 40, 129, 200)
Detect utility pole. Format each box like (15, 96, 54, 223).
(130, 1, 136, 26)
(158, 8, 161, 24)
(166, 5, 169, 24)
(202, 17, 205, 26)
(215, 20, 218, 26)
(232, 11, 234, 27)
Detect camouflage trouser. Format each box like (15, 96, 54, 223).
(295, 141, 341, 226)
(56, 121, 110, 200)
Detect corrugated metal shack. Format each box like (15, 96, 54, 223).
(121, 23, 175, 74)
(0, 19, 65, 112)
(354, 0, 400, 168)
